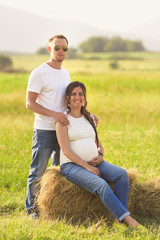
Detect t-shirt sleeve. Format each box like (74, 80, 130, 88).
(53, 111, 68, 129)
(67, 70, 71, 84)
(69, 72, 71, 83)
(27, 69, 43, 93)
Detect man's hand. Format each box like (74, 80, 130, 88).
(92, 114, 99, 127)
(53, 112, 69, 126)
(87, 155, 103, 167)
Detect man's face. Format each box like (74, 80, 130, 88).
(48, 38, 68, 62)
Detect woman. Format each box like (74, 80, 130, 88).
(55, 81, 141, 228)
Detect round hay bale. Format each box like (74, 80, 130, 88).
(37, 167, 160, 222)
(128, 176, 160, 218)
(37, 167, 112, 222)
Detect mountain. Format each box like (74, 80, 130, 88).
(0, 4, 159, 53)
(0, 4, 114, 54)
(127, 16, 160, 51)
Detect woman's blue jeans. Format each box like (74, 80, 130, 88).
(25, 129, 60, 213)
(60, 161, 130, 221)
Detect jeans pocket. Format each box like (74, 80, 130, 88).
(32, 130, 38, 148)
(35, 129, 57, 149)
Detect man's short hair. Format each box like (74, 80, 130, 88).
(49, 34, 68, 46)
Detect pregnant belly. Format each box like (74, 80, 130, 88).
(70, 138, 98, 162)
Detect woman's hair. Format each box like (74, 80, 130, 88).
(66, 81, 99, 145)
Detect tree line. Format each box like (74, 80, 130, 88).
(0, 36, 145, 71)
(79, 36, 145, 52)
(36, 36, 145, 58)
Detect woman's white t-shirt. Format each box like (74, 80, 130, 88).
(60, 114, 98, 166)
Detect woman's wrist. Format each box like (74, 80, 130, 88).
(80, 160, 83, 167)
(81, 160, 88, 168)
(80, 159, 85, 167)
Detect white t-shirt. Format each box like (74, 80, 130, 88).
(27, 63, 71, 130)
(60, 114, 98, 166)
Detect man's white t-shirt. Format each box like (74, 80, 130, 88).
(60, 114, 98, 166)
(27, 63, 71, 130)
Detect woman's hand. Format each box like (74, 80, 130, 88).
(83, 162, 101, 177)
(87, 155, 103, 166)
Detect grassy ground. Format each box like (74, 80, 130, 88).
(11, 52, 160, 72)
(0, 53, 160, 239)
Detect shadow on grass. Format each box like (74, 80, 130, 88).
(0, 202, 25, 215)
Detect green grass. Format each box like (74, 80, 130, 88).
(11, 52, 160, 73)
(1, 54, 160, 239)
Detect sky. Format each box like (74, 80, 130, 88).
(0, 0, 160, 32)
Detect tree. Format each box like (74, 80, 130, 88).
(109, 59, 119, 69)
(105, 36, 127, 52)
(78, 36, 146, 53)
(131, 41, 145, 51)
(36, 47, 48, 55)
(79, 37, 108, 52)
(66, 47, 77, 59)
(0, 55, 13, 70)
(125, 40, 145, 51)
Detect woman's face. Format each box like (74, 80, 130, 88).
(69, 86, 85, 109)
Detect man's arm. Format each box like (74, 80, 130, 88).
(91, 113, 99, 127)
(26, 91, 69, 126)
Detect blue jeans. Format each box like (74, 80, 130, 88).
(60, 161, 130, 221)
(25, 129, 60, 213)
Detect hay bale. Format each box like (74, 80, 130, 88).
(37, 167, 160, 222)
(37, 167, 111, 222)
(128, 176, 160, 218)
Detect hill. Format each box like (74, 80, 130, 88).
(0, 4, 159, 53)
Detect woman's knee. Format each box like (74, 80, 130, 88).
(120, 168, 129, 182)
(94, 179, 110, 195)
(122, 168, 128, 177)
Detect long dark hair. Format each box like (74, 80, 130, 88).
(66, 81, 99, 145)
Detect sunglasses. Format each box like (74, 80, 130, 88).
(54, 45, 68, 52)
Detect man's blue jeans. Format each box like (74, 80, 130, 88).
(60, 161, 130, 221)
(25, 129, 59, 213)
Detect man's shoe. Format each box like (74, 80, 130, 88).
(28, 212, 38, 220)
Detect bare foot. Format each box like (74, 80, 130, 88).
(114, 218, 123, 225)
(124, 215, 140, 228)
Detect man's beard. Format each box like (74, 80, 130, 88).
(56, 59, 63, 62)
(55, 56, 65, 62)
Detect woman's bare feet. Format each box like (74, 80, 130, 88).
(124, 215, 140, 228)
(114, 218, 123, 225)
(113, 219, 127, 230)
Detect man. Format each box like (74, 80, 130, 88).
(26, 34, 71, 218)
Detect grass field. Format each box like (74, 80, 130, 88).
(0, 52, 160, 239)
